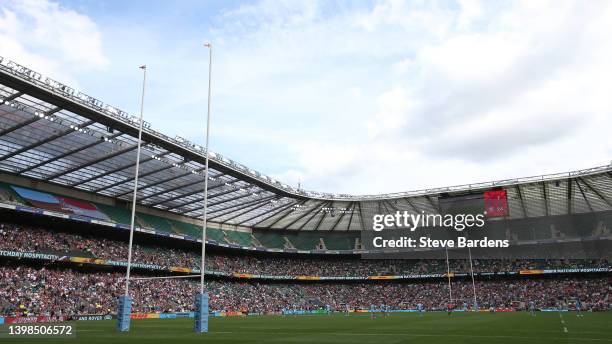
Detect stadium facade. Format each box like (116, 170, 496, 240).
(1, 57, 612, 241)
(0, 57, 611, 322)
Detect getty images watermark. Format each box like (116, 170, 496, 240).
(373, 211, 485, 232)
(370, 211, 509, 249)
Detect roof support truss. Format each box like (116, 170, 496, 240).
(1, 91, 24, 102)
(70, 151, 171, 187)
(567, 178, 573, 215)
(239, 199, 299, 226)
(313, 201, 332, 231)
(212, 196, 277, 222)
(0, 106, 59, 137)
(404, 197, 421, 214)
(0, 120, 95, 162)
(330, 201, 352, 231)
(93, 164, 175, 193)
(45, 144, 139, 181)
(426, 195, 441, 213)
(346, 202, 356, 231)
(146, 177, 234, 207)
(575, 178, 594, 212)
(169, 187, 253, 212)
(297, 201, 330, 230)
(207, 194, 271, 216)
(282, 201, 324, 230)
(579, 177, 612, 208)
(516, 184, 528, 218)
(358, 202, 366, 231)
(20, 131, 123, 174)
(542, 181, 549, 217)
(139, 180, 201, 203)
(114, 170, 197, 198)
(261, 200, 307, 228)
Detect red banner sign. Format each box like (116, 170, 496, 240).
(484, 190, 508, 217)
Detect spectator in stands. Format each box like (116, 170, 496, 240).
(0, 265, 610, 316)
(0, 223, 609, 278)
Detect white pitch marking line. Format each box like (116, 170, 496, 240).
(559, 311, 569, 334)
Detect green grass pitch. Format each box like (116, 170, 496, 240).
(4, 312, 612, 343)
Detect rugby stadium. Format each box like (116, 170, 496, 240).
(0, 54, 612, 343)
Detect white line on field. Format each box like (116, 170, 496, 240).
(559, 311, 569, 334)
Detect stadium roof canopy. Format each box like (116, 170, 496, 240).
(1, 57, 612, 231)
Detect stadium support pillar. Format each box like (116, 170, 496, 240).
(116, 295, 132, 332)
(194, 293, 209, 333)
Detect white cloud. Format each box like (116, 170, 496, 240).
(456, 0, 483, 29)
(217, 0, 612, 194)
(2, 0, 610, 196)
(0, 0, 107, 85)
(367, 86, 413, 139)
(348, 86, 362, 99)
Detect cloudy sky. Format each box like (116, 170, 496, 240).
(1, 0, 611, 195)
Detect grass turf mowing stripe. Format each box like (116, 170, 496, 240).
(2, 312, 610, 344)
